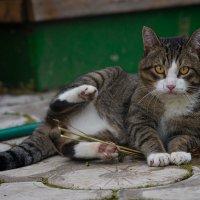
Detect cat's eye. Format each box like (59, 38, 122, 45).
(179, 66, 190, 75)
(154, 66, 165, 74)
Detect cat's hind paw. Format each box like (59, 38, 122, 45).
(170, 152, 191, 165)
(72, 142, 118, 160)
(147, 153, 170, 167)
(98, 143, 119, 161)
(78, 85, 98, 101)
(57, 85, 98, 103)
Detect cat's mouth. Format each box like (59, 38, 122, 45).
(167, 91, 178, 95)
(156, 90, 183, 98)
(155, 88, 185, 96)
(156, 90, 179, 95)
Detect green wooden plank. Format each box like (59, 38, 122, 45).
(0, 5, 199, 91)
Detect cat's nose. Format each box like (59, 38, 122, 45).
(167, 84, 176, 91)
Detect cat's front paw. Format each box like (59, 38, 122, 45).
(147, 153, 170, 167)
(170, 152, 191, 165)
(98, 143, 119, 161)
(78, 85, 98, 101)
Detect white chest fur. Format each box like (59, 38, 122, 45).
(68, 103, 115, 136)
(163, 96, 193, 119)
(158, 95, 196, 140)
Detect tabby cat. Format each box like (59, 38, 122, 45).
(1, 26, 200, 171)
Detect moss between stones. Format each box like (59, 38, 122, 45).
(136, 183, 160, 189)
(178, 164, 193, 181)
(100, 191, 118, 200)
(23, 114, 36, 124)
(3, 112, 36, 125)
(40, 178, 67, 190)
(40, 178, 119, 200)
(129, 198, 155, 200)
(0, 179, 6, 185)
(8, 143, 17, 147)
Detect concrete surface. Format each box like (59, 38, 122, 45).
(0, 93, 200, 200)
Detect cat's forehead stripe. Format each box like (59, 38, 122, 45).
(167, 60, 178, 77)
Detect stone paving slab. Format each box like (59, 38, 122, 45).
(119, 164, 200, 200)
(119, 186, 200, 200)
(0, 94, 53, 106)
(0, 136, 190, 194)
(49, 162, 188, 190)
(0, 182, 113, 200)
(0, 92, 55, 130)
(2, 136, 28, 146)
(0, 143, 10, 152)
(0, 137, 189, 191)
(0, 156, 68, 179)
(1, 93, 200, 200)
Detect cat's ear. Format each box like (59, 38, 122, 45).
(187, 28, 200, 55)
(142, 26, 161, 55)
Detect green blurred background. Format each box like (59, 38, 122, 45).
(0, 3, 200, 91)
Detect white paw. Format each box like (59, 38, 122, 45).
(170, 152, 191, 165)
(78, 85, 98, 101)
(58, 85, 98, 103)
(147, 153, 170, 167)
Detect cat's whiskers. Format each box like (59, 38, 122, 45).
(131, 86, 149, 96)
(186, 88, 199, 91)
(152, 93, 161, 117)
(185, 91, 198, 103)
(180, 93, 198, 119)
(183, 93, 193, 104)
(181, 94, 194, 117)
(186, 86, 200, 94)
(146, 92, 157, 114)
(187, 86, 200, 89)
(138, 90, 155, 104)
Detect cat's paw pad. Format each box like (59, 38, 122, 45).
(57, 85, 98, 103)
(170, 152, 191, 165)
(78, 85, 98, 101)
(98, 143, 119, 161)
(147, 153, 170, 167)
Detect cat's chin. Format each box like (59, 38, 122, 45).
(158, 92, 183, 101)
(166, 92, 179, 96)
(166, 93, 181, 96)
(156, 90, 184, 96)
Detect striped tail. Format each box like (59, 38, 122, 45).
(0, 125, 57, 171)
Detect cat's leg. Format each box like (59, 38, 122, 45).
(167, 135, 199, 165)
(49, 67, 122, 114)
(58, 85, 98, 103)
(127, 111, 170, 167)
(50, 85, 98, 113)
(49, 128, 119, 160)
(61, 142, 119, 160)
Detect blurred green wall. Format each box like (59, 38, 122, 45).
(0, 5, 200, 91)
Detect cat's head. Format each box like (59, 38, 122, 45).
(139, 26, 200, 99)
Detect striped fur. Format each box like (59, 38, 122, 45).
(1, 27, 200, 170)
(46, 67, 135, 160)
(0, 125, 56, 171)
(128, 27, 200, 166)
(0, 67, 135, 170)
